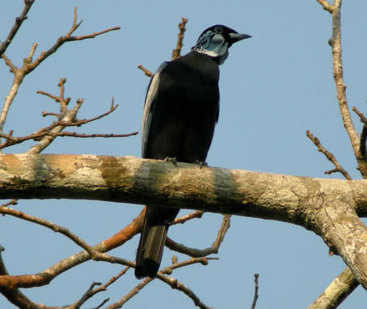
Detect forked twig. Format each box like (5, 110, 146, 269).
(73, 267, 130, 308)
(107, 257, 215, 309)
(306, 130, 351, 179)
(166, 215, 231, 257)
(138, 17, 188, 77)
(0, 8, 120, 150)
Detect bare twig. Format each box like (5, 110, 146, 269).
(308, 268, 359, 309)
(157, 258, 216, 309)
(0, 8, 119, 148)
(0, 96, 136, 150)
(137, 64, 153, 77)
(316, 0, 367, 176)
(0, 243, 45, 309)
(38, 97, 118, 127)
(0, 60, 23, 136)
(107, 257, 215, 309)
(0, 130, 137, 148)
(42, 112, 60, 117)
(27, 101, 83, 154)
(251, 273, 260, 309)
(107, 277, 151, 309)
(0, 81, 137, 152)
(94, 298, 110, 309)
(0, 206, 102, 259)
(37, 90, 63, 103)
(138, 17, 189, 77)
(328, 0, 359, 154)
(172, 210, 204, 224)
(316, 0, 334, 13)
(1, 54, 16, 73)
(38, 131, 138, 139)
(0, 209, 146, 289)
(0, 0, 35, 57)
(70, 267, 130, 309)
(25, 10, 120, 75)
(166, 215, 231, 257)
(306, 130, 352, 179)
(352, 106, 367, 126)
(157, 274, 211, 309)
(171, 17, 188, 60)
(0, 199, 17, 208)
(352, 106, 367, 159)
(0, 205, 137, 269)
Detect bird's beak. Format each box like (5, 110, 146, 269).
(229, 33, 252, 43)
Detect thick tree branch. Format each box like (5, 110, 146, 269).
(1, 153, 367, 216)
(1, 154, 367, 289)
(310, 1, 364, 304)
(308, 267, 358, 309)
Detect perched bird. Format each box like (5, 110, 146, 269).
(135, 25, 251, 279)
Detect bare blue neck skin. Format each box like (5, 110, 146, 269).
(192, 31, 229, 65)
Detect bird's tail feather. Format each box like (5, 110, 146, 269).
(135, 221, 167, 279)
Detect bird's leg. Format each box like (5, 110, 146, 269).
(164, 156, 178, 166)
(194, 160, 208, 168)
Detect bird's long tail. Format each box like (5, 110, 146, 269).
(135, 211, 168, 279)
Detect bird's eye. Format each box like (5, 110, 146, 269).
(212, 34, 224, 43)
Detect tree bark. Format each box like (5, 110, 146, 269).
(1, 153, 367, 288)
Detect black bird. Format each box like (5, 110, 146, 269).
(135, 25, 251, 279)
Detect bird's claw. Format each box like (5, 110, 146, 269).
(194, 160, 208, 168)
(164, 157, 178, 166)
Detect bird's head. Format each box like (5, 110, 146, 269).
(192, 25, 251, 64)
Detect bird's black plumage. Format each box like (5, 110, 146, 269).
(135, 25, 251, 279)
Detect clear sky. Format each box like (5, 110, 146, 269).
(1, 1, 367, 308)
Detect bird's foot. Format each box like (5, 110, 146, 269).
(164, 157, 178, 166)
(194, 160, 208, 169)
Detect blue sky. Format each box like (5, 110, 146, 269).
(1, 1, 366, 308)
